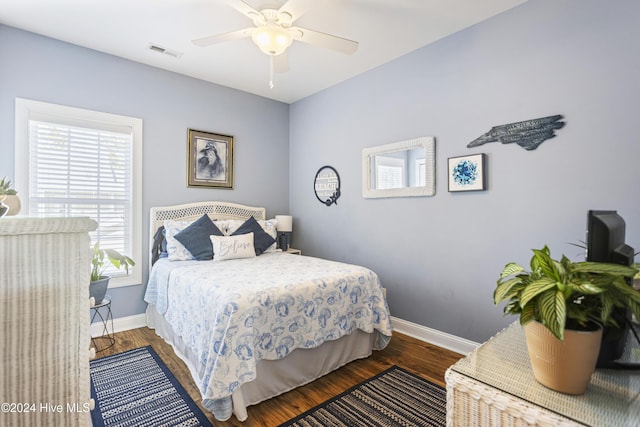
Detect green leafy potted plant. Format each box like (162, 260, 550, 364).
(90, 242, 135, 304)
(0, 176, 17, 196)
(494, 245, 640, 394)
(0, 176, 19, 217)
(0, 176, 20, 217)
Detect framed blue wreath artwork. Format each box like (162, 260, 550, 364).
(448, 153, 486, 192)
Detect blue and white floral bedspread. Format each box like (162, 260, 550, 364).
(144, 252, 392, 402)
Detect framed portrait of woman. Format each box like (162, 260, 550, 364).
(187, 129, 234, 189)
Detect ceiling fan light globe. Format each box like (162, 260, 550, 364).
(252, 25, 292, 56)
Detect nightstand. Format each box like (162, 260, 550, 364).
(285, 248, 301, 255)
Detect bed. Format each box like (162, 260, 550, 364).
(143, 201, 393, 422)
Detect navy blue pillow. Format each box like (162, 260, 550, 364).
(231, 216, 276, 255)
(174, 214, 224, 260)
(151, 226, 167, 265)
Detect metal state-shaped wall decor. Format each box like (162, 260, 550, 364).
(467, 115, 565, 151)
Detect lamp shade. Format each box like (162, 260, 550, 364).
(275, 215, 293, 232)
(251, 25, 293, 56)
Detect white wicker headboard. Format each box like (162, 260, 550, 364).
(149, 201, 266, 268)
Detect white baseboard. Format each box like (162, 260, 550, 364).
(391, 316, 479, 355)
(90, 313, 147, 338)
(91, 312, 479, 355)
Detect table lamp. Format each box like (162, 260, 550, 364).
(275, 215, 293, 251)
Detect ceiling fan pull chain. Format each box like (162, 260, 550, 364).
(269, 55, 275, 89)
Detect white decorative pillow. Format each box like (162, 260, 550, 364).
(261, 219, 278, 253)
(210, 233, 256, 261)
(164, 219, 196, 261)
(219, 220, 244, 235)
(222, 218, 278, 253)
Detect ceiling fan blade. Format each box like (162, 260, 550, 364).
(192, 28, 253, 47)
(220, 0, 263, 22)
(290, 26, 358, 55)
(278, 0, 312, 22)
(273, 52, 289, 73)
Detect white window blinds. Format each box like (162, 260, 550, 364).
(29, 120, 133, 263)
(15, 98, 142, 287)
(375, 156, 405, 189)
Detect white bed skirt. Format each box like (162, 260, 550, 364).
(146, 304, 377, 421)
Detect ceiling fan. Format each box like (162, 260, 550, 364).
(192, 0, 359, 87)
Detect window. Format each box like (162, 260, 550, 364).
(15, 98, 142, 287)
(415, 158, 426, 187)
(374, 156, 405, 189)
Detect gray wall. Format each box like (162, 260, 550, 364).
(0, 25, 290, 320)
(289, 0, 640, 343)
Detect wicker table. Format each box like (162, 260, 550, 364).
(446, 322, 640, 426)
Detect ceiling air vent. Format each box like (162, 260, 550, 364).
(147, 43, 183, 59)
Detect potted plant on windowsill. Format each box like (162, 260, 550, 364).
(493, 246, 640, 394)
(0, 176, 19, 217)
(90, 242, 135, 304)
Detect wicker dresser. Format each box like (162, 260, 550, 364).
(0, 217, 97, 426)
(446, 322, 640, 426)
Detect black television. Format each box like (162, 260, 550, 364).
(586, 210, 635, 368)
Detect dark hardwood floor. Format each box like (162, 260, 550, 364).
(94, 327, 463, 426)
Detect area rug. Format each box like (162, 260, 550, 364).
(90, 346, 212, 427)
(279, 365, 446, 427)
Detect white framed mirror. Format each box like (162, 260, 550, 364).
(362, 136, 435, 198)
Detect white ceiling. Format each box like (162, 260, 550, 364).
(0, 0, 527, 104)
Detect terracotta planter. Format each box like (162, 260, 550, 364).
(524, 320, 602, 395)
